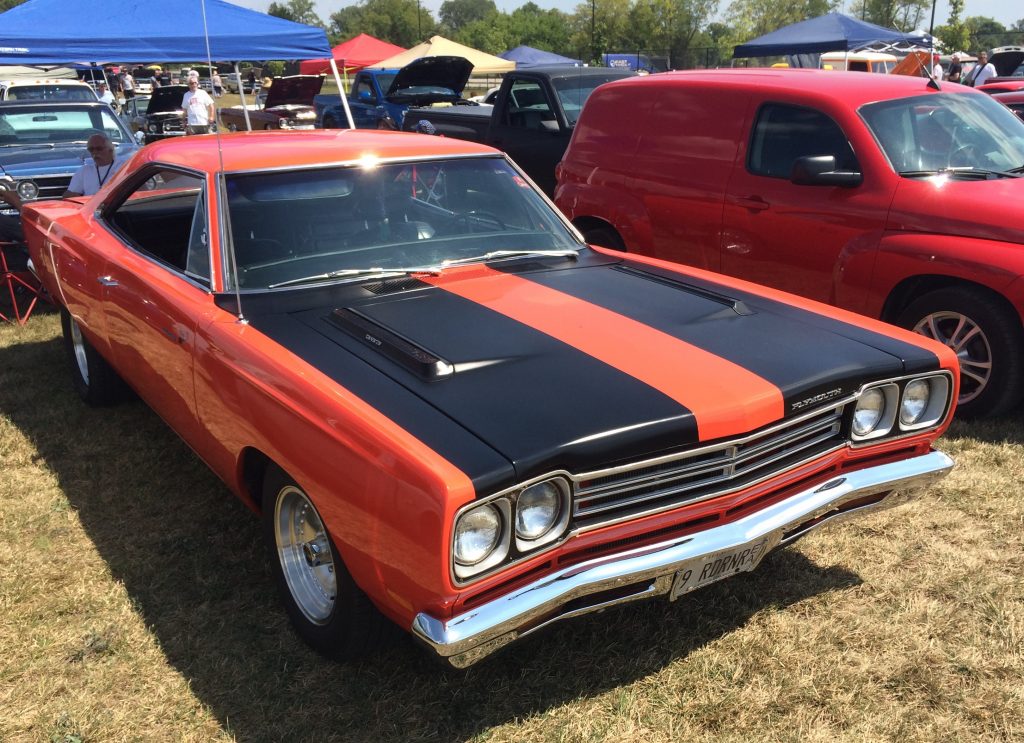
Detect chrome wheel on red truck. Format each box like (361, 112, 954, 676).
(898, 287, 1024, 418)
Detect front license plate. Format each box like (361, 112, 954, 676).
(669, 536, 773, 601)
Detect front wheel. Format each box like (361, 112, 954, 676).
(262, 466, 384, 660)
(896, 287, 1024, 418)
(59, 308, 124, 406)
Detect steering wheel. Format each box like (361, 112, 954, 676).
(458, 210, 506, 232)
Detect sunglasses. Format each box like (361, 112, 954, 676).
(87, 145, 108, 152)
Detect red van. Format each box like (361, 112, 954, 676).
(555, 69, 1024, 418)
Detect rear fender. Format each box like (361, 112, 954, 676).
(556, 181, 651, 251)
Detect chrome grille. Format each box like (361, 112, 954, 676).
(28, 174, 72, 200)
(573, 403, 847, 529)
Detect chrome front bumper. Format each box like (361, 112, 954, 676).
(412, 450, 953, 668)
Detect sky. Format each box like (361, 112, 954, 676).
(227, 0, 1020, 32)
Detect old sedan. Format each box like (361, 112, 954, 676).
(22, 131, 957, 667)
(219, 75, 321, 132)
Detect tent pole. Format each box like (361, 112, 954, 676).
(234, 62, 252, 131)
(329, 57, 355, 129)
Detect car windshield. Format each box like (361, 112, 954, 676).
(5, 84, 96, 101)
(224, 157, 581, 290)
(0, 105, 129, 146)
(860, 92, 1024, 174)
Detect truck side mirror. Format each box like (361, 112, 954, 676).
(790, 155, 862, 187)
(358, 90, 373, 103)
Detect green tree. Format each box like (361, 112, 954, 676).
(933, 0, 969, 54)
(726, 0, 837, 41)
(506, 4, 573, 54)
(440, 0, 497, 34)
(846, 0, 929, 31)
(569, 0, 633, 64)
(330, 0, 435, 48)
(0, 0, 27, 10)
(964, 16, 1008, 52)
(267, 0, 323, 27)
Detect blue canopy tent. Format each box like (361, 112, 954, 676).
(732, 13, 933, 58)
(0, 0, 329, 64)
(0, 0, 352, 128)
(500, 46, 581, 68)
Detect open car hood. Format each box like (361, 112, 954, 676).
(991, 48, 1024, 77)
(146, 85, 187, 114)
(263, 75, 324, 107)
(384, 56, 474, 103)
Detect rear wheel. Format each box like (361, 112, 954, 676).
(262, 466, 384, 660)
(896, 287, 1024, 418)
(59, 308, 124, 406)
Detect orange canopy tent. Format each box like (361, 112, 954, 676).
(299, 33, 405, 75)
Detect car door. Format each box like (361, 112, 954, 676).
(350, 74, 385, 128)
(721, 102, 891, 307)
(489, 77, 569, 195)
(95, 166, 214, 445)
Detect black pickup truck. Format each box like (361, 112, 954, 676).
(401, 66, 635, 195)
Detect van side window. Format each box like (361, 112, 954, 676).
(504, 80, 557, 130)
(748, 104, 858, 179)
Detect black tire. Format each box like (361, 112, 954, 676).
(580, 223, 626, 251)
(226, 122, 238, 132)
(896, 286, 1024, 418)
(262, 466, 384, 661)
(59, 307, 125, 406)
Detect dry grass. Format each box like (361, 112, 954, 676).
(1, 311, 1022, 742)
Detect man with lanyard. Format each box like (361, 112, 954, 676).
(182, 77, 216, 135)
(64, 133, 127, 198)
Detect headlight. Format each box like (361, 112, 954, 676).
(0, 180, 12, 191)
(278, 118, 289, 128)
(16, 180, 39, 201)
(852, 388, 886, 436)
(453, 504, 502, 566)
(516, 481, 562, 540)
(148, 123, 159, 132)
(900, 379, 931, 425)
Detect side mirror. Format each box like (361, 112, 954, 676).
(790, 155, 862, 187)
(358, 90, 373, 103)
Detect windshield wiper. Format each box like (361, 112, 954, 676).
(266, 250, 578, 289)
(268, 266, 442, 289)
(1007, 165, 1024, 174)
(438, 249, 580, 268)
(898, 166, 1021, 179)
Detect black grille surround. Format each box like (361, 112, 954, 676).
(571, 402, 847, 531)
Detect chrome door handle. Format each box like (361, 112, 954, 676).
(97, 276, 119, 286)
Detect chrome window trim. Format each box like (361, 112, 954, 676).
(96, 162, 215, 294)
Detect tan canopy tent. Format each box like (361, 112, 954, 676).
(368, 35, 515, 74)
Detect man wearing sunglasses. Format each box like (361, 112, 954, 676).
(63, 133, 127, 198)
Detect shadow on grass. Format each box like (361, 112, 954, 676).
(1, 334, 861, 742)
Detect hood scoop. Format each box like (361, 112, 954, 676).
(613, 265, 754, 317)
(329, 307, 454, 379)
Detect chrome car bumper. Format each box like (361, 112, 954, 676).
(412, 450, 953, 668)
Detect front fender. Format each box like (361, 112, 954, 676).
(865, 233, 1024, 321)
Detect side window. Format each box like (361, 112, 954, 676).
(748, 104, 858, 179)
(504, 80, 557, 130)
(356, 78, 377, 103)
(106, 167, 210, 283)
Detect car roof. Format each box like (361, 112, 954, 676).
(141, 129, 501, 172)
(601, 68, 980, 107)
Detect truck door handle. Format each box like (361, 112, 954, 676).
(734, 196, 770, 212)
(97, 276, 119, 287)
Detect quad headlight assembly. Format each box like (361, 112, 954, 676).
(850, 373, 952, 443)
(452, 476, 571, 583)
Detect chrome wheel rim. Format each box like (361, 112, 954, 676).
(69, 318, 89, 386)
(274, 486, 336, 625)
(913, 310, 991, 404)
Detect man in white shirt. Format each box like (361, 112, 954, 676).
(64, 133, 127, 198)
(968, 51, 997, 87)
(182, 78, 216, 135)
(122, 70, 136, 99)
(96, 81, 116, 108)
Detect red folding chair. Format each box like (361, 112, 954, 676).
(0, 241, 46, 325)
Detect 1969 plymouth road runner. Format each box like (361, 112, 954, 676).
(23, 130, 957, 667)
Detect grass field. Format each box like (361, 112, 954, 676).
(1, 311, 1022, 742)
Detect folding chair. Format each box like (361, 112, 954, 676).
(0, 241, 46, 325)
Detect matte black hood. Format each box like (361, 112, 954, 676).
(246, 260, 942, 488)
